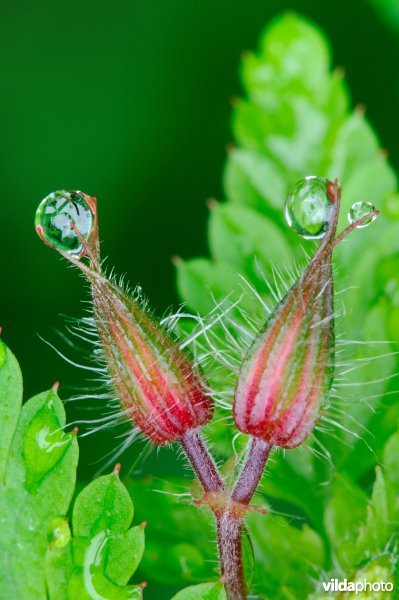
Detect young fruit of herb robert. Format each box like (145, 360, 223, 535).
(35, 179, 379, 600)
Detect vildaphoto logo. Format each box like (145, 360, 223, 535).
(322, 578, 394, 594)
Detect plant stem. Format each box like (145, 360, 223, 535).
(180, 432, 271, 600)
(217, 512, 245, 600)
(232, 437, 271, 504)
(180, 429, 223, 493)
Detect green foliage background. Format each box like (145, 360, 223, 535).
(1, 1, 399, 599)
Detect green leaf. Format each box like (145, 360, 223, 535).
(171, 581, 226, 600)
(176, 258, 244, 314)
(208, 203, 291, 287)
(248, 512, 325, 599)
(73, 471, 134, 537)
(105, 525, 145, 585)
(327, 110, 380, 184)
(22, 388, 72, 489)
(224, 148, 287, 212)
(70, 472, 144, 598)
(126, 476, 216, 585)
(0, 340, 22, 481)
(323, 474, 368, 569)
(0, 341, 145, 599)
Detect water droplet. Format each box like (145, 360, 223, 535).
(348, 201, 377, 228)
(35, 190, 94, 256)
(285, 176, 334, 239)
(22, 391, 72, 489)
(48, 517, 71, 548)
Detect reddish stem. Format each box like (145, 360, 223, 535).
(180, 431, 271, 600)
(180, 429, 224, 493)
(232, 437, 271, 504)
(217, 513, 245, 600)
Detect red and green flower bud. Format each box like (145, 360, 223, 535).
(35, 190, 213, 444)
(233, 179, 379, 449)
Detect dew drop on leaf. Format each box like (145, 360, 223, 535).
(285, 176, 334, 239)
(48, 516, 71, 548)
(35, 190, 94, 256)
(22, 392, 72, 489)
(348, 201, 377, 228)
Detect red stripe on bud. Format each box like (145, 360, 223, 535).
(233, 180, 375, 449)
(39, 193, 213, 445)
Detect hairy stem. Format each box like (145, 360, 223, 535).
(181, 432, 271, 600)
(217, 512, 245, 599)
(180, 429, 223, 493)
(232, 437, 271, 504)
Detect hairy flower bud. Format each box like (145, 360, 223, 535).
(36, 191, 213, 444)
(233, 180, 379, 449)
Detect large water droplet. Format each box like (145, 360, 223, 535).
(35, 190, 94, 256)
(348, 201, 377, 228)
(285, 176, 334, 239)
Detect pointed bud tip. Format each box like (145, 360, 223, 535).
(113, 462, 121, 476)
(140, 520, 147, 528)
(206, 198, 218, 210)
(52, 381, 60, 392)
(171, 255, 182, 266)
(139, 581, 148, 589)
(72, 427, 79, 437)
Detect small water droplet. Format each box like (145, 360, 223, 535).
(285, 176, 334, 239)
(35, 190, 94, 256)
(48, 517, 71, 548)
(348, 201, 377, 228)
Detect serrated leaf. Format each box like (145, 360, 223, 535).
(176, 258, 244, 314)
(208, 203, 291, 286)
(73, 472, 134, 537)
(224, 148, 287, 212)
(22, 389, 72, 489)
(126, 477, 216, 585)
(105, 524, 145, 585)
(171, 581, 226, 600)
(70, 472, 144, 598)
(327, 110, 380, 184)
(0, 341, 145, 599)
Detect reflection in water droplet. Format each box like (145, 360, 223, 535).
(48, 516, 71, 548)
(348, 201, 377, 228)
(35, 190, 94, 255)
(36, 426, 70, 453)
(285, 176, 334, 239)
